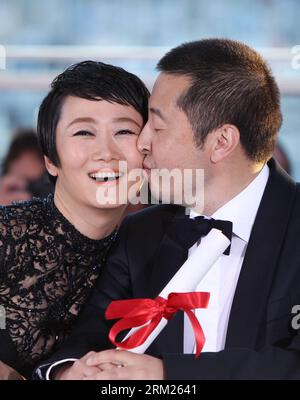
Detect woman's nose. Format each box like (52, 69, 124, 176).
(92, 134, 120, 162)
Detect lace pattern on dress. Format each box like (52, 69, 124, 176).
(0, 195, 117, 368)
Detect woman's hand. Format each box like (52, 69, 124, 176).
(0, 361, 24, 380)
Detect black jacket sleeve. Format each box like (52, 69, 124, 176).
(163, 337, 300, 380)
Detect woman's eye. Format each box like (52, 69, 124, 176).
(116, 129, 137, 136)
(73, 130, 94, 137)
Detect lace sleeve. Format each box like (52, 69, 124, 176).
(0, 227, 6, 269)
(0, 203, 48, 374)
(0, 208, 11, 279)
(0, 206, 29, 280)
(0, 210, 8, 331)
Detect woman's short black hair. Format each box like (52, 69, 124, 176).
(37, 61, 149, 184)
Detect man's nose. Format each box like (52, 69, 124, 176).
(137, 123, 152, 155)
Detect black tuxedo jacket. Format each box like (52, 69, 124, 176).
(39, 159, 300, 379)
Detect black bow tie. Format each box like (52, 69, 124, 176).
(168, 214, 233, 255)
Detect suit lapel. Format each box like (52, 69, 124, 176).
(225, 159, 297, 348)
(148, 207, 188, 353)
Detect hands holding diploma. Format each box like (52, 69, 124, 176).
(57, 229, 229, 380)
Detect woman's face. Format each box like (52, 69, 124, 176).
(46, 95, 145, 209)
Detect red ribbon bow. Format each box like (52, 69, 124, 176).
(105, 292, 210, 358)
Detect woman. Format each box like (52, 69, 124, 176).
(0, 61, 149, 379)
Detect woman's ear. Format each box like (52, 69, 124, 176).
(44, 156, 59, 177)
(210, 124, 240, 163)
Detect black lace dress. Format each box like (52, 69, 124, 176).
(0, 195, 117, 377)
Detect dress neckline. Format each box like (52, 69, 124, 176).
(42, 194, 118, 254)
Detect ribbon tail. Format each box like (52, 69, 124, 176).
(185, 310, 206, 358)
(109, 316, 161, 350)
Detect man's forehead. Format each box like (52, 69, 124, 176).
(150, 72, 191, 105)
(153, 72, 191, 91)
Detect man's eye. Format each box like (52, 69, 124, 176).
(73, 130, 93, 136)
(116, 129, 137, 135)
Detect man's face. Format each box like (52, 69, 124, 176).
(137, 72, 209, 208)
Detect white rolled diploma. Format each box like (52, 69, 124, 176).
(118, 228, 230, 354)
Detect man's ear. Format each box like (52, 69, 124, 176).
(44, 156, 59, 177)
(210, 124, 240, 163)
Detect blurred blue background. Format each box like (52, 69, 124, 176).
(0, 0, 299, 177)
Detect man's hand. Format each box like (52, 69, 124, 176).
(83, 350, 165, 380)
(54, 352, 104, 380)
(0, 361, 24, 380)
(0, 175, 31, 205)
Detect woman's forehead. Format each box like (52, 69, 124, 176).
(58, 95, 144, 126)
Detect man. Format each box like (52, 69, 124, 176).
(37, 38, 300, 380)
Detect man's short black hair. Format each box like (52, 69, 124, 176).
(157, 38, 282, 162)
(37, 61, 149, 184)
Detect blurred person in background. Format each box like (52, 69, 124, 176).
(0, 129, 53, 205)
(0, 60, 149, 379)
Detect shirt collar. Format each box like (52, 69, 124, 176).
(189, 164, 269, 243)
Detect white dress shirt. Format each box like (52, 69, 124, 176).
(184, 164, 269, 353)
